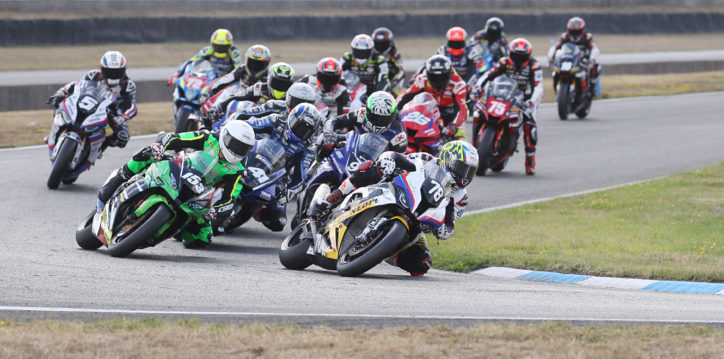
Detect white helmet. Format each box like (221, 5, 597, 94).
(350, 34, 374, 63)
(285, 82, 317, 110)
(219, 120, 255, 165)
(100, 51, 127, 87)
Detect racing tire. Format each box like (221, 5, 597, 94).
(174, 108, 196, 134)
(108, 205, 173, 258)
(336, 219, 408, 277)
(47, 139, 77, 189)
(575, 96, 592, 119)
(557, 84, 570, 120)
(75, 209, 102, 250)
(475, 127, 496, 176)
(279, 225, 313, 270)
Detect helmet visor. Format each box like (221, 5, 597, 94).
(317, 72, 340, 92)
(101, 66, 126, 80)
(427, 71, 451, 90)
(269, 76, 293, 92)
(568, 28, 583, 37)
(366, 111, 394, 129)
(223, 129, 254, 159)
(352, 48, 371, 60)
(247, 58, 269, 73)
(291, 117, 316, 140)
(510, 52, 529, 68)
(212, 43, 231, 55)
(449, 159, 476, 187)
(374, 39, 391, 53)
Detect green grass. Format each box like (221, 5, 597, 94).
(432, 163, 724, 282)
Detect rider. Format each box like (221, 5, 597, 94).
(210, 82, 317, 124)
(397, 55, 468, 140)
(548, 16, 601, 93)
(467, 17, 509, 62)
(309, 140, 479, 276)
(436, 27, 478, 82)
(96, 121, 256, 248)
(298, 57, 350, 120)
(243, 103, 322, 231)
(208, 44, 272, 95)
(341, 34, 390, 99)
(169, 29, 243, 82)
(316, 91, 407, 160)
(371, 27, 405, 95)
(47, 51, 136, 149)
(474, 38, 543, 175)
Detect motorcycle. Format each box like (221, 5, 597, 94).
(279, 157, 453, 277)
(472, 76, 526, 176)
(343, 71, 367, 112)
(172, 59, 218, 133)
(46, 79, 116, 189)
(200, 80, 246, 126)
(210, 100, 255, 131)
(75, 150, 222, 257)
(399, 93, 446, 155)
(292, 131, 389, 229)
(551, 42, 593, 120)
(213, 135, 287, 234)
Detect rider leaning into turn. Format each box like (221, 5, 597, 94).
(207, 82, 317, 125)
(241, 103, 323, 232)
(169, 29, 243, 82)
(208, 44, 272, 95)
(340, 34, 391, 99)
(548, 16, 601, 91)
(397, 55, 468, 140)
(309, 140, 479, 276)
(96, 121, 256, 248)
(474, 38, 543, 175)
(47, 51, 137, 149)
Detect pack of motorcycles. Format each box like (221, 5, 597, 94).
(47, 44, 596, 277)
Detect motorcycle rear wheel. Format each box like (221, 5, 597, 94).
(557, 84, 570, 120)
(279, 225, 313, 270)
(174, 108, 196, 134)
(76, 209, 102, 250)
(47, 139, 77, 189)
(336, 218, 408, 277)
(108, 204, 173, 258)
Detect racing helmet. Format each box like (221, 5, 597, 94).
(425, 55, 453, 91)
(364, 91, 397, 134)
(567, 17, 586, 42)
(372, 27, 394, 54)
(285, 82, 317, 111)
(286, 103, 321, 142)
(484, 17, 504, 41)
(446, 27, 467, 56)
(99, 51, 127, 87)
(508, 38, 532, 70)
(219, 120, 256, 165)
(244, 44, 271, 78)
(316, 57, 342, 92)
(267, 62, 295, 100)
(210, 29, 233, 58)
(439, 140, 479, 189)
(351, 34, 374, 63)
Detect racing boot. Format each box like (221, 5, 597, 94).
(181, 219, 212, 249)
(97, 165, 133, 211)
(525, 153, 536, 176)
(308, 188, 344, 222)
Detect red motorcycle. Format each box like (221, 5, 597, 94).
(399, 93, 445, 155)
(472, 76, 525, 176)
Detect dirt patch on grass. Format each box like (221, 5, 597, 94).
(3, 34, 724, 71)
(1, 319, 723, 359)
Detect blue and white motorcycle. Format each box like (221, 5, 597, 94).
(172, 59, 218, 133)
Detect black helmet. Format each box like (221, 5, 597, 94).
(567, 17, 586, 41)
(372, 27, 393, 54)
(425, 55, 452, 91)
(484, 17, 504, 41)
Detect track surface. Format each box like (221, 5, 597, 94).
(1, 92, 723, 326)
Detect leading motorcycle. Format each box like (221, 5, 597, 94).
(551, 42, 593, 120)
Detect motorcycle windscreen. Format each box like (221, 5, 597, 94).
(189, 59, 215, 77)
(242, 138, 286, 189)
(351, 133, 389, 168)
(185, 150, 219, 183)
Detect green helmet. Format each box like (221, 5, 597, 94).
(439, 140, 479, 188)
(267, 62, 295, 100)
(364, 91, 397, 134)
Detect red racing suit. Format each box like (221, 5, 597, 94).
(397, 71, 468, 137)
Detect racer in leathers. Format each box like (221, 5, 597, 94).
(208, 82, 317, 125)
(397, 55, 468, 140)
(474, 38, 543, 175)
(208, 44, 272, 95)
(169, 29, 243, 82)
(316, 91, 407, 161)
(341, 34, 390, 99)
(467, 17, 509, 63)
(96, 121, 256, 248)
(47, 51, 136, 149)
(371, 27, 405, 96)
(299, 57, 350, 120)
(243, 103, 322, 231)
(436, 27, 479, 82)
(547, 16, 601, 94)
(309, 140, 478, 276)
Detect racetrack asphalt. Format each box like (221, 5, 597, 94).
(0, 92, 723, 326)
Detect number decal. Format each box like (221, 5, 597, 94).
(428, 181, 444, 203)
(347, 161, 359, 172)
(246, 167, 270, 183)
(182, 172, 205, 193)
(487, 99, 508, 117)
(402, 112, 431, 126)
(78, 96, 99, 112)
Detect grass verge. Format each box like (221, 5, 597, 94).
(433, 163, 724, 282)
(3, 34, 724, 71)
(1, 318, 723, 358)
(4, 71, 723, 148)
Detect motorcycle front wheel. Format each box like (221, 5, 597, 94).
(336, 218, 408, 277)
(108, 204, 173, 258)
(279, 225, 313, 270)
(475, 127, 497, 176)
(47, 139, 77, 189)
(557, 83, 570, 120)
(76, 208, 102, 250)
(174, 108, 196, 134)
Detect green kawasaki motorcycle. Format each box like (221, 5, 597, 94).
(75, 150, 224, 257)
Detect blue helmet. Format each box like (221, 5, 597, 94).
(285, 103, 320, 143)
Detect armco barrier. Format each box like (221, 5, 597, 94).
(2, 12, 724, 46)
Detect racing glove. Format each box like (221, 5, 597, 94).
(316, 134, 339, 160)
(46, 92, 66, 107)
(440, 124, 458, 138)
(203, 208, 217, 221)
(435, 224, 453, 240)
